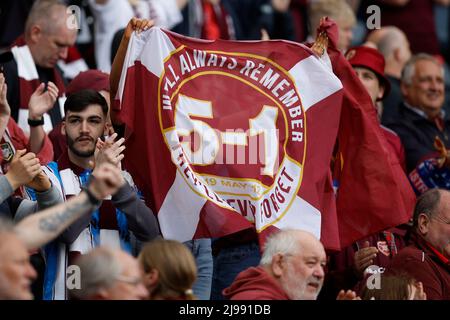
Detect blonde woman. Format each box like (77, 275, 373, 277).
(139, 239, 197, 300)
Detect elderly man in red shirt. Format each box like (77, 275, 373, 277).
(388, 188, 450, 300)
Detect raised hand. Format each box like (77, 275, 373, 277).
(124, 18, 154, 39)
(0, 73, 11, 117)
(311, 17, 329, 57)
(26, 171, 51, 192)
(353, 241, 378, 278)
(5, 149, 42, 191)
(89, 162, 124, 200)
(336, 289, 361, 300)
(93, 133, 125, 169)
(410, 281, 427, 300)
(28, 82, 59, 120)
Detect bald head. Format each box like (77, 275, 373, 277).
(0, 230, 37, 300)
(25, 1, 74, 37)
(367, 27, 411, 77)
(25, 0, 78, 68)
(70, 247, 148, 300)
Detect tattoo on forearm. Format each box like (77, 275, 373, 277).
(38, 197, 94, 232)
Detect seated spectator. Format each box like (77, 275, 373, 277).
(0, 162, 124, 300)
(223, 229, 327, 300)
(307, 0, 356, 52)
(138, 239, 197, 300)
(366, 27, 412, 125)
(387, 54, 449, 173)
(69, 246, 148, 300)
(388, 189, 450, 299)
(360, 273, 426, 300)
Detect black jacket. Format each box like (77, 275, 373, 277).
(386, 103, 450, 173)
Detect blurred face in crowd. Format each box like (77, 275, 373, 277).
(100, 251, 148, 300)
(0, 233, 37, 300)
(402, 59, 445, 118)
(418, 191, 450, 259)
(28, 16, 77, 68)
(354, 66, 385, 105)
(62, 104, 107, 159)
(397, 33, 412, 66)
(338, 20, 354, 52)
(275, 234, 326, 300)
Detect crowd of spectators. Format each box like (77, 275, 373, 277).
(0, 0, 449, 301)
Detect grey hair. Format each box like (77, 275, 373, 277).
(69, 247, 123, 299)
(413, 188, 442, 228)
(401, 53, 444, 86)
(25, 0, 69, 36)
(260, 229, 302, 266)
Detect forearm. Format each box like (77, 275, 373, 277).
(110, 32, 131, 103)
(14, 192, 96, 250)
(112, 182, 160, 241)
(14, 184, 63, 222)
(0, 115, 9, 140)
(0, 174, 14, 203)
(28, 126, 46, 155)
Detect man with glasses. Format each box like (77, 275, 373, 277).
(389, 189, 450, 300)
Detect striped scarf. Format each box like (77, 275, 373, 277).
(10, 37, 66, 134)
(25, 155, 132, 300)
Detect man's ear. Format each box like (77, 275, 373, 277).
(417, 213, 430, 236)
(61, 120, 66, 136)
(393, 47, 401, 62)
(377, 86, 385, 100)
(271, 253, 285, 278)
(400, 82, 409, 98)
(29, 25, 42, 44)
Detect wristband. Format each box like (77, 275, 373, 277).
(28, 117, 44, 127)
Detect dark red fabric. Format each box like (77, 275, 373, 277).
(222, 266, 289, 300)
(319, 18, 416, 248)
(65, 70, 109, 96)
(381, 126, 406, 172)
(0, 117, 54, 167)
(388, 232, 450, 300)
(201, 2, 231, 40)
(367, 0, 440, 55)
(346, 46, 391, 99)
(322, 226, 408, 299)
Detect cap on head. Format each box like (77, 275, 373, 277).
(346, 46, 391, 99)
(66, 70, 110, 96)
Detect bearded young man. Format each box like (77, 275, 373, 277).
(28, 89, 160, 300)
